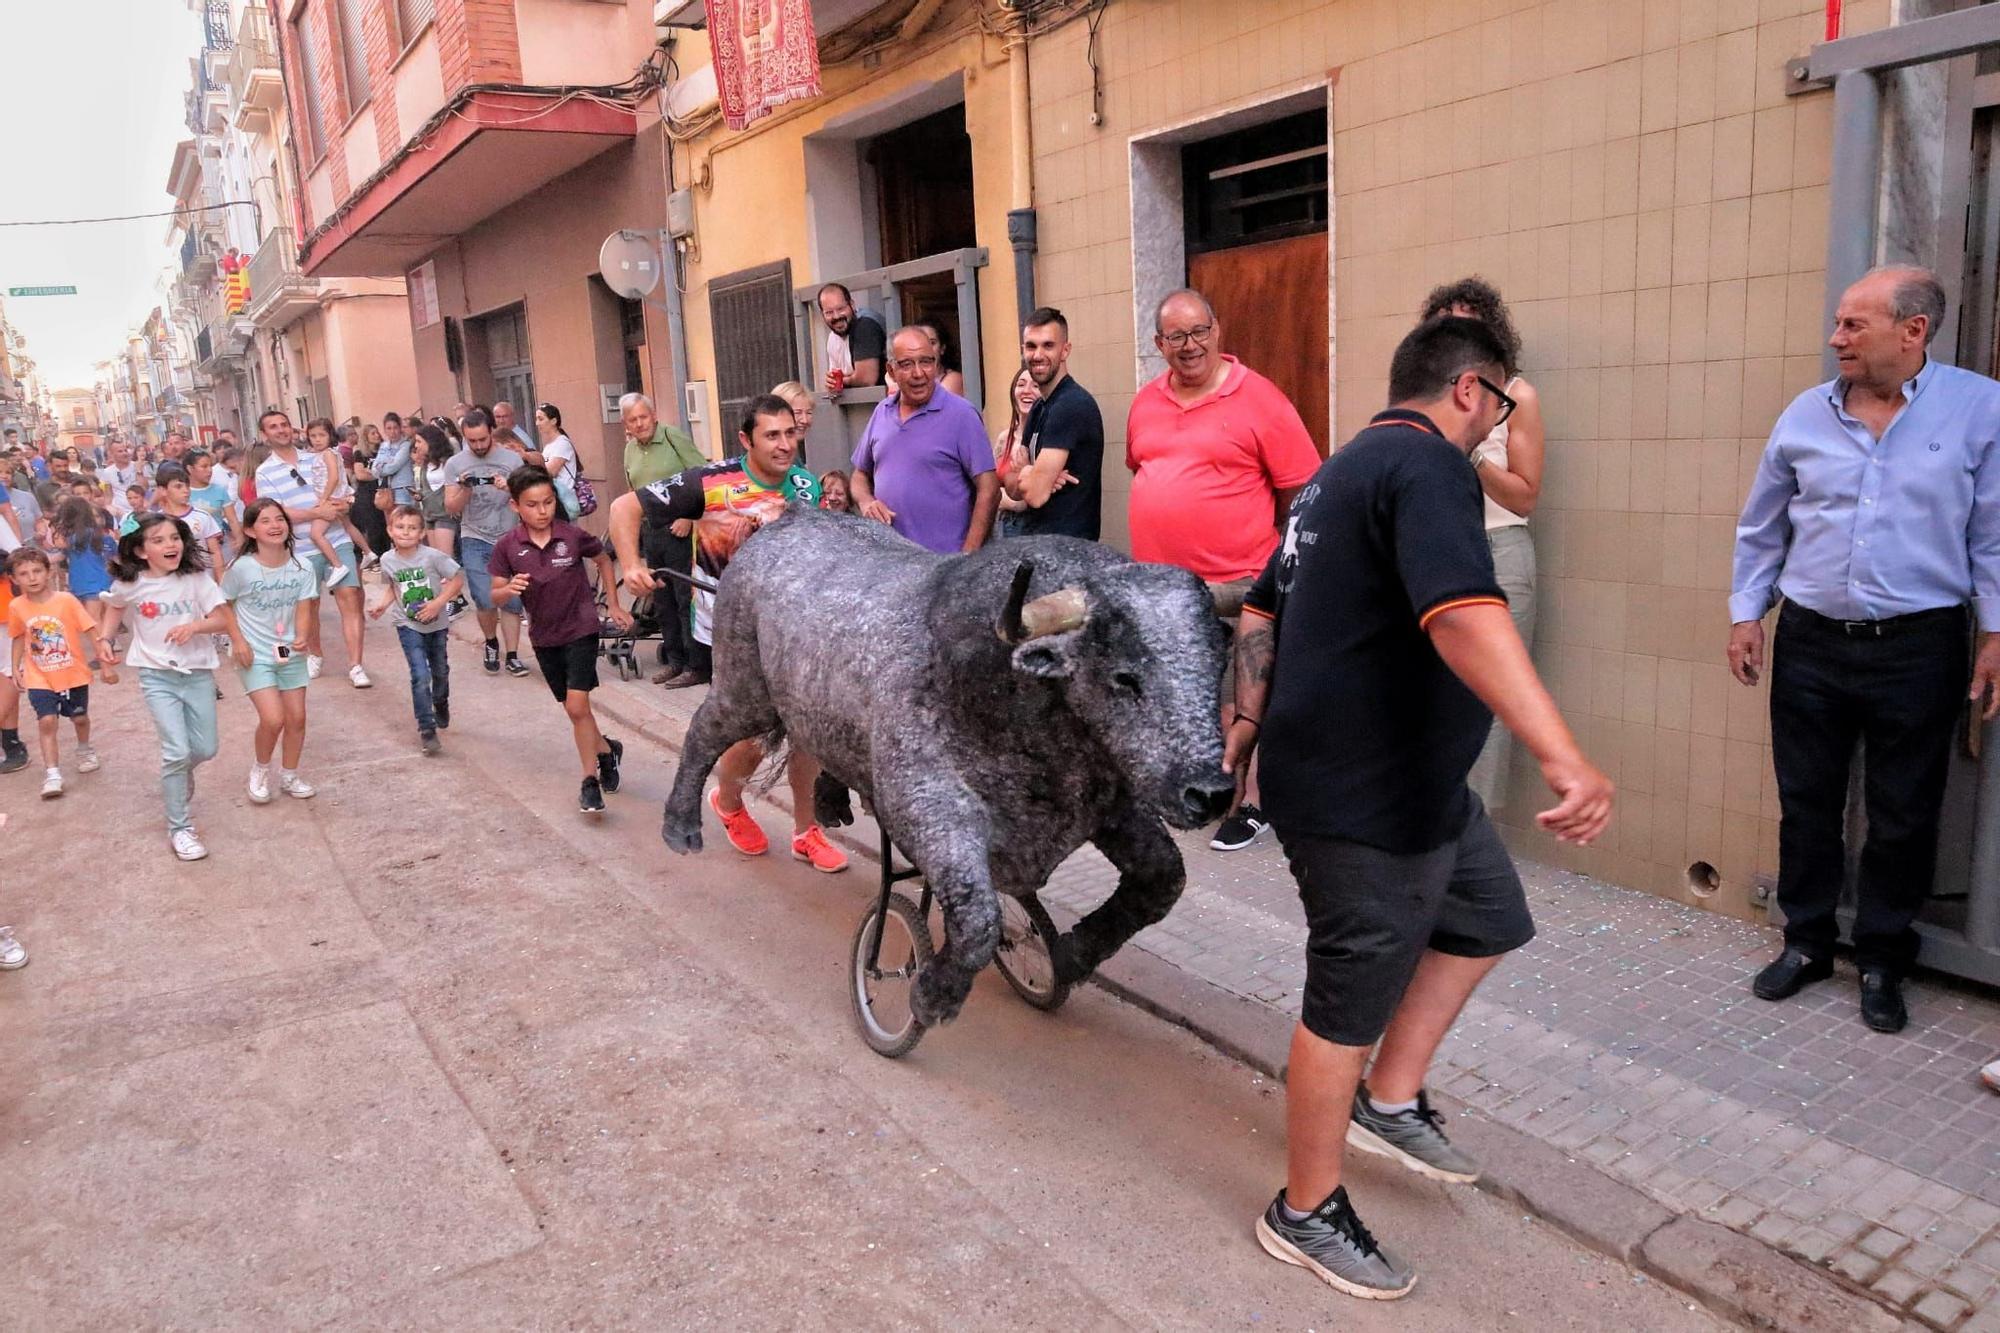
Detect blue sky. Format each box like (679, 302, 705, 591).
(0, 0, 204, 389)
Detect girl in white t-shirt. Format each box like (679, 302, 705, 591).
(96, 513, 239, 862)
(534, 403, 582, 518)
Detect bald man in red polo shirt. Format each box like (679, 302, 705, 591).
(1127, 287, 1322, 852)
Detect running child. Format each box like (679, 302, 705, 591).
(221, 499, 320, 802)
(137, 467, 226, 579)
(97, 513, 238, 862)
(6, 547, 112, 798)
(50, 496, 115, 607)
(184, 449, 241, 553)
(369, 504, 463, 755)
(488, 467, 631, 812)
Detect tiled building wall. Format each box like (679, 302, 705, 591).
(1030, 0, 1896, 920)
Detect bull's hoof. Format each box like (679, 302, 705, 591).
(661, 804, 703, 854)
(813, 773, 855, 829)
(910, 963, 968, 1028)
(1051, 932, 1094, 986)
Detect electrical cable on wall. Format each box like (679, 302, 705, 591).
(0, 200, 261, 228)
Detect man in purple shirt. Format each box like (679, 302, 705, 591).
(849, 326, 998, 553)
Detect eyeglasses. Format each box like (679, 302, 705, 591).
(889, 355, 940, 373)
(1475, 376, 1517, 425)
(1159, 324, 1215, 349)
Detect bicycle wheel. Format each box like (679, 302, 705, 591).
(993, 894, 1069, 1012)
(851, 891, 932, 1058)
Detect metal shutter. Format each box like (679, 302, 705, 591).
(706, 260, 796, 441)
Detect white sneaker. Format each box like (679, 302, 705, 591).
(1982, 1059, 2000, 1094)
(39, 769, 62, 799)
(307, 654, 324, 680)
(170, 828, 208, 861)
(280, 773, 316, 799)
(0, 926, 25, 970)
(348, 663, 372, 688)
(76, 745, 100, 773)
(247, 765, 272, 804)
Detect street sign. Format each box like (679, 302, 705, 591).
(7, 286, 76, 297)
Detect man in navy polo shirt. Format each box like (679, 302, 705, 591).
(1005, 306, 1103, 540)
(1230, 317, 1613, 1302)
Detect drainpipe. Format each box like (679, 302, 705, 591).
(1821, 68, 1880, 379)
(660, 233, 694, 436)
(1006, 9, 1038, 331)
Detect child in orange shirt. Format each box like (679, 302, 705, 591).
(5, 547, 115, 798)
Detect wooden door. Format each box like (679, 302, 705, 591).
(1188, 233, 1329, 455)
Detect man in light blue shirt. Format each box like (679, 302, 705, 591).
(1729, 266, 2000, 1033)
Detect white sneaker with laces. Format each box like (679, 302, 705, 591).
(247, 765, 272, 804)
(40, 769, 62, 799)
(280, 773, 317, 799)
(171, 829, 208, 861)
(76, 745, 100, 773)
(0, 926, 25, 969)
(307, 654, 324, 680)
(348, 663, 371, 688)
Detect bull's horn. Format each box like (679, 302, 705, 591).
(998, 562, 1090, 642)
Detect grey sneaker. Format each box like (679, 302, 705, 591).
(1346, 1086, 1480, 1184)
(1255, 1186, 1415, 1301)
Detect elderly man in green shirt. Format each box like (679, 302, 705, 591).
(620, 392, 708, 686)
(621, 392, 705, 492)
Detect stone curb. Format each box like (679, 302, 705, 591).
(586, 675, 1903, 1333)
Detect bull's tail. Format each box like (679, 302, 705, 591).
(746, 723, 792, 797)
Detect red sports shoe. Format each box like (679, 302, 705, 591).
(710, 788, 769, 856)
(791, 825, 849, 874)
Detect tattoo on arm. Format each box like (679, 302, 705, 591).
(1235, 615, 1275, 718)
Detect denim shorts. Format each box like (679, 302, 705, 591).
(239, 656, 310, 693)
(458, 536, 521, 614)
(28, 685, 88, 719)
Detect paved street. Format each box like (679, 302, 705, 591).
(0, 630, 1708, 1329)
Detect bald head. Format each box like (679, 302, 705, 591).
(889, 327, 940, 408)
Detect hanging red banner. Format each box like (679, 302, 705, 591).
(708, 0, 821, 132)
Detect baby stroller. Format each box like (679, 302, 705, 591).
(596, 570, 668, 681)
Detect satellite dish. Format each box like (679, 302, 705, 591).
(599, 230, 662, 301)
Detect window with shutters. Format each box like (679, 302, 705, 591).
(394, 0, 434, 48)
(292, 13, 328, 160)
(334, 0, 370, 113)
(707, 261, 797, 439)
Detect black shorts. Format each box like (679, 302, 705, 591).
(533, 636, 601, 702)
(1281, 804, 1534, 1047)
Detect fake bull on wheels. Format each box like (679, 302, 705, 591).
(660, 509, 1235, 1056)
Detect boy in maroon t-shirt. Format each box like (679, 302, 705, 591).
(489, 467, 633, 813)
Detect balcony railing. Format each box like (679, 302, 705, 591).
(203, 0, 233, 51)
(229, 4, 280, 119)
(788, 246, 989, 461)
(243, 231, 316, 326)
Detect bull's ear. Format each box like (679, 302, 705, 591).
(1011, 637, 1076, 679)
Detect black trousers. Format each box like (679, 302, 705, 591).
(652, 539, 697, 674)
(1770, 601, 1968, 974)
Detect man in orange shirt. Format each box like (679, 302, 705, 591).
(1126, 287, 1321, 850)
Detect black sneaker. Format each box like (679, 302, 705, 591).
(482, 643, 500, 675)
(597, 737, 623, 793)
(1255, 1186, 1415, 1301)
(504, 653, 530, 678)
(0, 743, 28, 774)
(579, 775, 605, 814)
(1211, 802, 1268, 851)
(433, 699, 450, 730)
(419, 729, 442, 756)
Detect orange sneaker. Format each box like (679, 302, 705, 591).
(791, 824, 850, 874)
(710, 788, 769, 856)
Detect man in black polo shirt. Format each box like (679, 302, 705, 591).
(1232, 317, 1613, 1302)
(1005, 306, 1103, 539)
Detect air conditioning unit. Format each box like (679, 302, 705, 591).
(665, 63, 719, 122)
